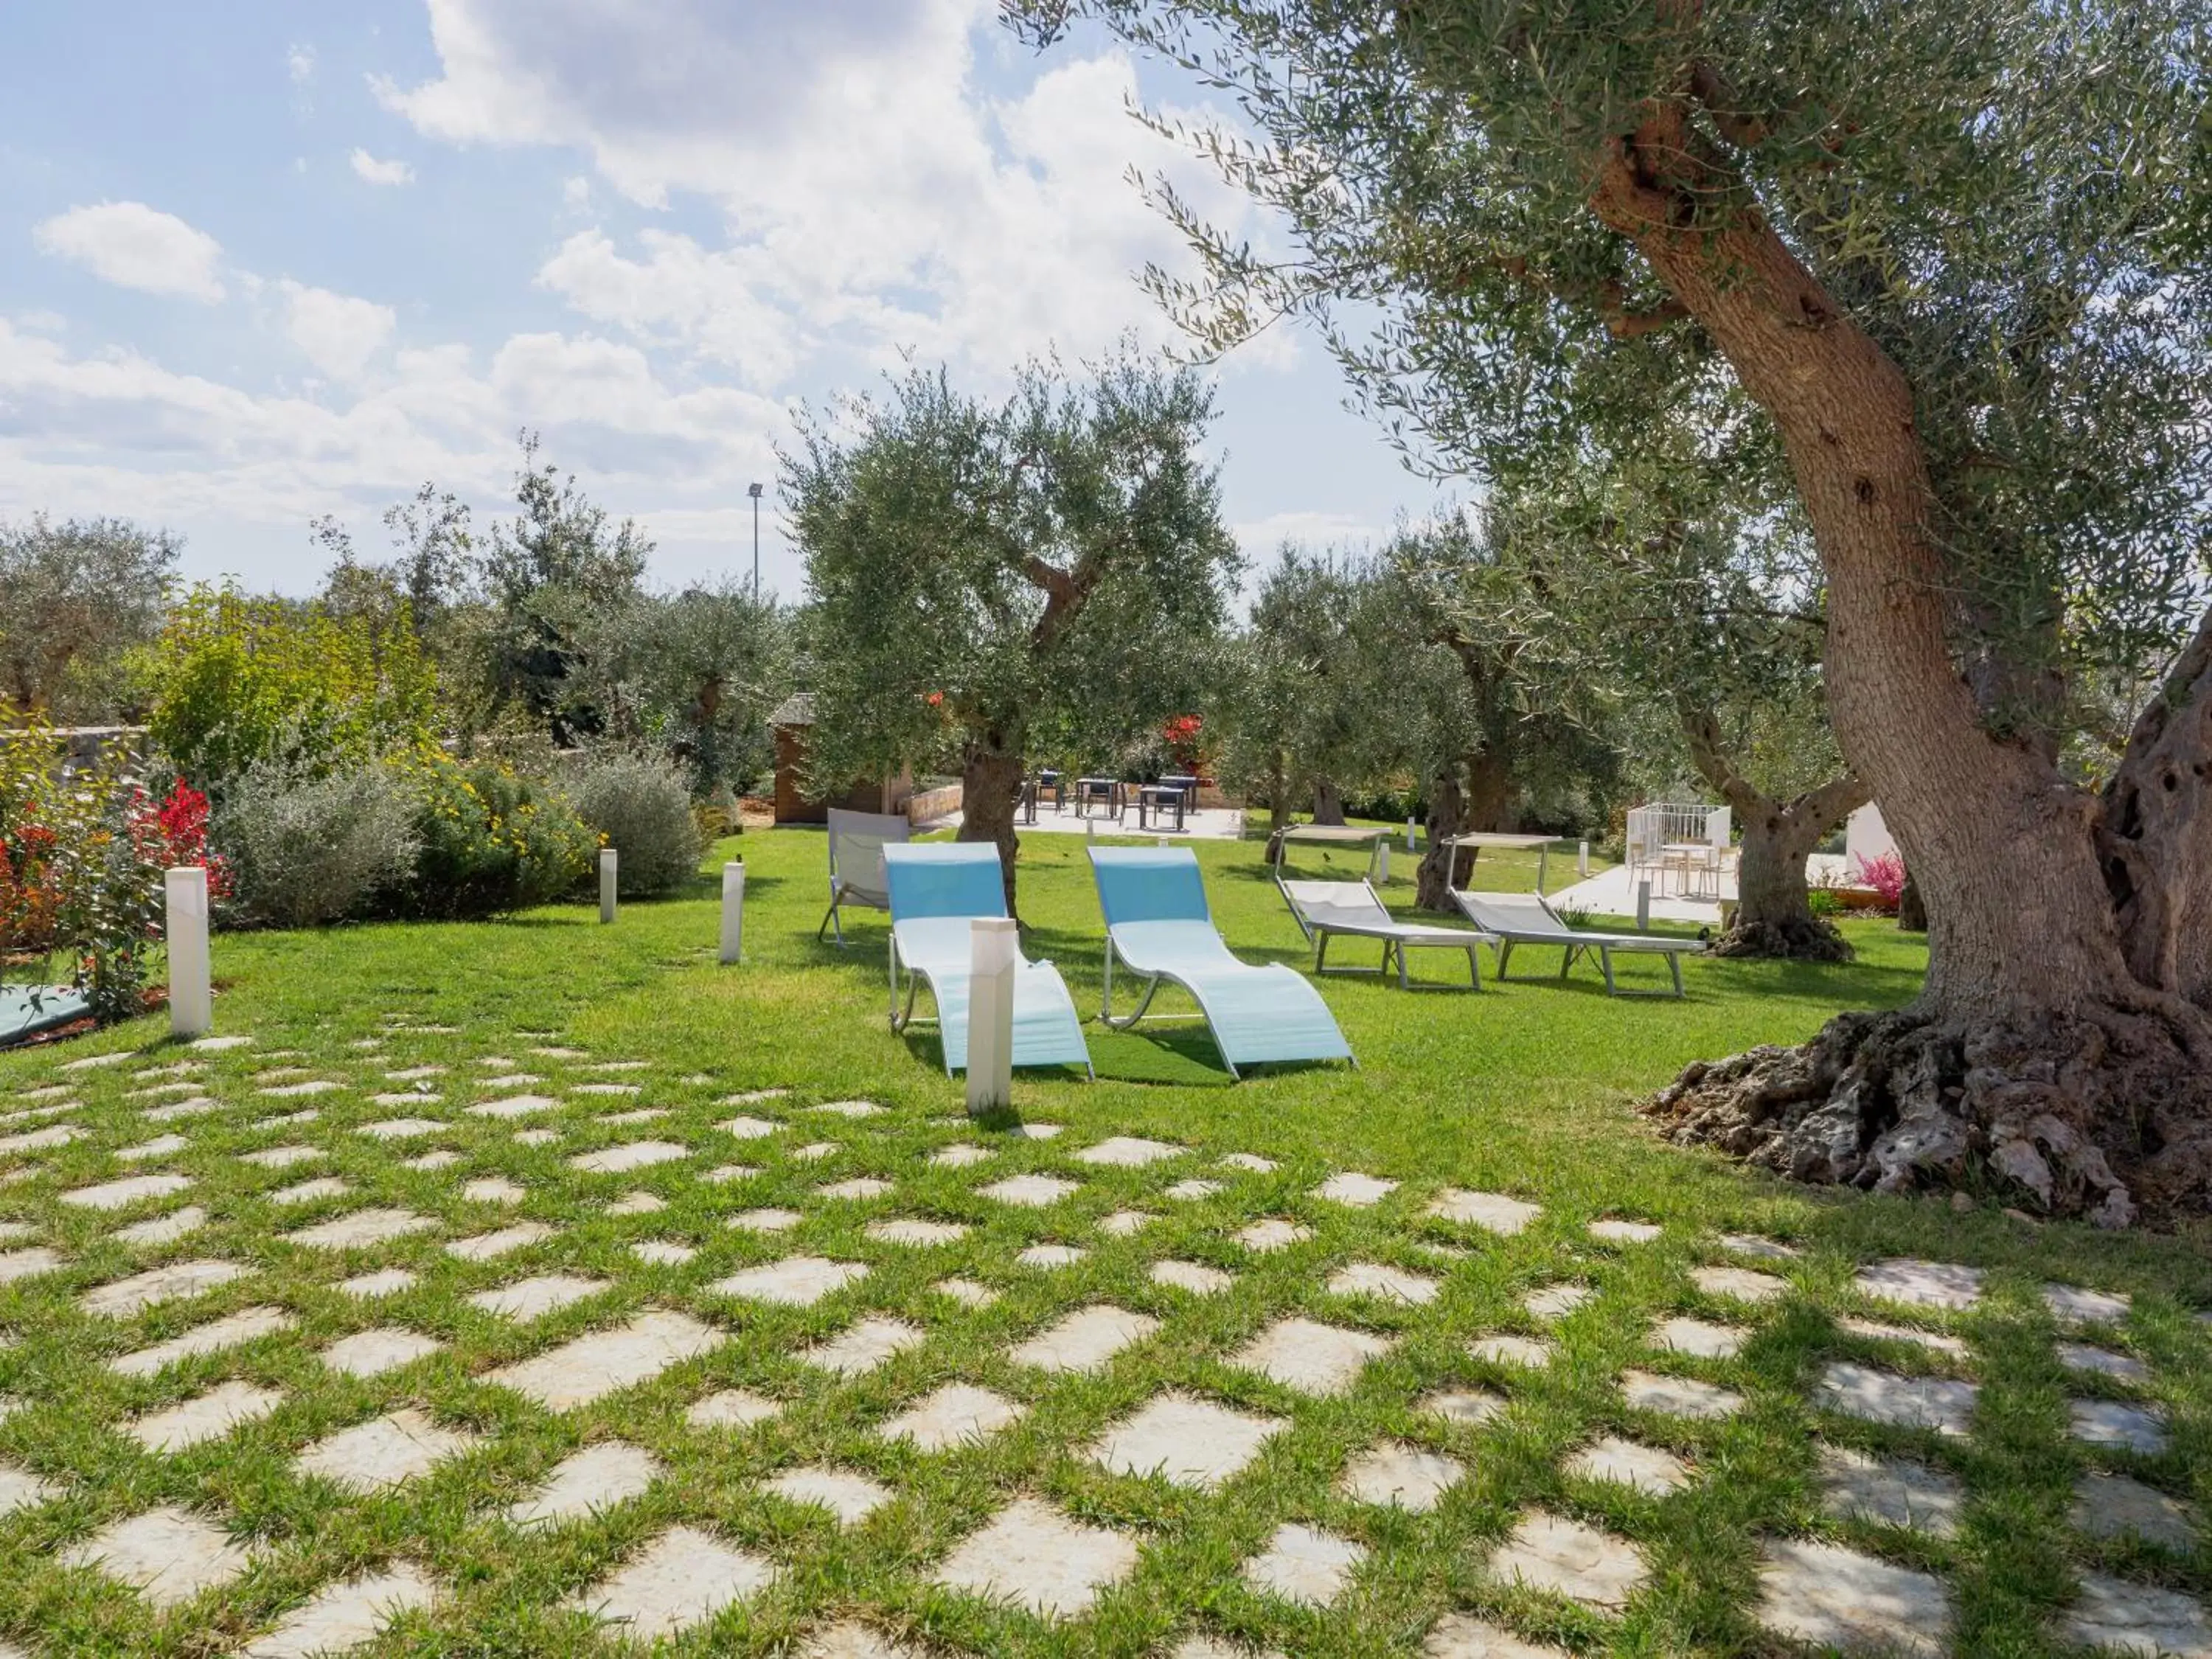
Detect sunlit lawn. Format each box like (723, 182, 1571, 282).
(0, 824, 2201, 1656)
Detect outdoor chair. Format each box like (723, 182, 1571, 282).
(1088, 846, 1354, 1077)
(817, 807, 911, 946)
(1448, 888, 1697, 997)
(1279, 877, 1493, 990)
(882, 844, 1093, 1078)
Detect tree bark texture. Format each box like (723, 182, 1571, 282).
(1461, 747, 1517, 832)
(1678, 702, 1865, 961)
(957, 738, 1026, 915)
(1310, 778, 1347, 826)
(1592, 76, 2212, 1225)
(1416, 762, 1468, 912)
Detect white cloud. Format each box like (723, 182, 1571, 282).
(349, 148, 416, 186)
(0, 312, 785, 554)
(288, 43, 316, 84)
(380, 0, 1281, 383)
(32, 202, 227, 304)
(279, 281, 397, 380)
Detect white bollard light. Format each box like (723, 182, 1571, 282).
(1405, 816, 1418, 852)
(719, 858, 745, 964)
(1578, 839, 1590, 877)
(599, 848, 619, 924)
(1636, 878, 1652, 932)
(966, 917, 1018, 1116)
(1086, 815, 1097, 844)
(1156, 836, 1170, 849)
(164, 866, 212, 1038)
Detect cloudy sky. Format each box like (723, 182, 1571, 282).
(0, 0, 1447, 598)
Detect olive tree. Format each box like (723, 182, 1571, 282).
(1514, 450, 1868, 958)
(1012, 0, 2212, 1225)
(787, 352, 1241, 909)
(0, 516, 178, 720)
(1214, 549, 1397, 833)
(568, 581, 791, 796)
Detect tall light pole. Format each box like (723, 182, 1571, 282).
(747, 481, 763, 599)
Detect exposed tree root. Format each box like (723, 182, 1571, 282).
(1707, 915, 1855, 962)
(1641, 1005, 2212, 1230)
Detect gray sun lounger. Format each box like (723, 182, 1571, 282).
(1449, 888, 1696, 997)
(1278, 878, 1492, 989)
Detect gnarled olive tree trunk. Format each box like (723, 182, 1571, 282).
(1310, 778, 1347, 825)
(1678, 701, 1868, 961)
(1416, 762, 1467, 911)
(1596, 94, 2212, 1227)
(957, 736, 1026, 914)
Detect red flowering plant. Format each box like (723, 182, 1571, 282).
(1, 726, 227, 1023)
(1161, 714, 1205, 772)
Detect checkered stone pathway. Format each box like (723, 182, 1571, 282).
(0, 1034, 2205, 1657)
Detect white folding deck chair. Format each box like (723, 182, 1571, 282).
(1278, 878, 1492, 989)
(1449, 888, 1697, 997)
(818, 807, 911, 946)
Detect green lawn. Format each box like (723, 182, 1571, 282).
(0, 826, 2201, 1656)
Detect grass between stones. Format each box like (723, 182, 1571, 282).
(0, 827, 2202, 1656)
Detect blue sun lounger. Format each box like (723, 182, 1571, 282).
(1088, 846, 1354, 1078)
(882, 844, 1093, 1078)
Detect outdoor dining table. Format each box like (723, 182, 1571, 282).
(1134, 784, 1187, 832)
(1073, 776, 1121, 818)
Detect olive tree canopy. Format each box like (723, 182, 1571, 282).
(1011, 0, 2212, 1225)
(787, 349, 1242, 907)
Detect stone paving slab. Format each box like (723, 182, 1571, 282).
(1488, 1512, 1648, 1612)
(127, 1380, 285, 1452)
(1012, 1305, 1158, 1372)
(60, 1505, 251, 1607)
(1820, 1363, 1978, 1437)
(507, 1442, 661, 1529)
(879, 1384, 1024, 1452)
(1853, 1259, 1983, 1311)
(1567, 1436, 1689, 1495)
(2070, 1472, 2197, 1551)
(933, 1498, 1137, 1619)
(109, 1306, 296, 1377)
(1091, 1393, 1286, 1489)
(2062, 1573, 2212, 1657)
(763, 1466, 894, 1525)
(1243, 1522, 1364, 1606)
(296, 1408, 479, 1492)
(1818, 1446, 1964, 1537)
(490, 1310, 725, 1409)
(1232, 1318, 1390, 1396)
(568, 1526, 778, 1640)
(1755, 1537, 1949, 1656)
(1340, 1441, 1464, 1509)
(240, 1562, 437, 1658)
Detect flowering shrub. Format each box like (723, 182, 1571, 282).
(1854, 849, 1908, 914)
(1161, 713, 1205, 771)
(389, 746, 595, 919)
(1, 727, 228, 1021)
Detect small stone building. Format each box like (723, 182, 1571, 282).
(769, 694, 913, 824)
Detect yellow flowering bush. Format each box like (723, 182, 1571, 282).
(386, 746, 594, 919)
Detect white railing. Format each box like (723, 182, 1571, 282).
(1626, 801, 1732, 895)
